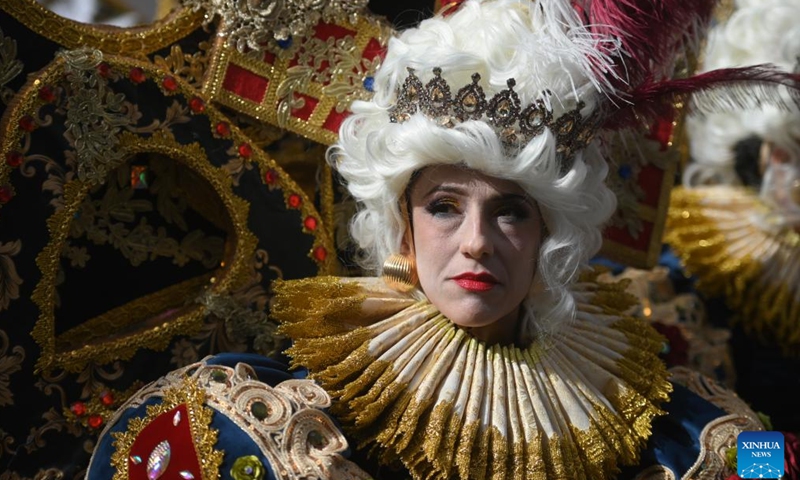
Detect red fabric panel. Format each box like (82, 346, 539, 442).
(292, 93, 318, 121)
(128, 404, 203, 480)
(223, 64, 270, 103)
(603, 220, 654, 251)
(638, 164, 666, 207)
(323, 109, 347, 134)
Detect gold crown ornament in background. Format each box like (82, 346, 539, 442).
(388, 67, 598, 158)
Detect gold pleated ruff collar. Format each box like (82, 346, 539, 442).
(667, 186, 800, 354)
(270, 271, 672, 480)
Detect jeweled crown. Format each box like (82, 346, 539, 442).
(388, 67, 597, 158)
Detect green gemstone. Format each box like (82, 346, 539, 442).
(251, 401, 269, 420)
(211, 370, 227, 382)
(308, 430, 327, 448)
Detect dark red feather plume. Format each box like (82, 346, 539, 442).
(586, 0, 716, 87)
(602, 65, 800, 130)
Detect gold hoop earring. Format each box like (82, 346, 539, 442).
(382, 254, 418, 292)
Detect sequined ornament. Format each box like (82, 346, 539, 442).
(146, 440, 171, 480)
(231, 456, 265, 480)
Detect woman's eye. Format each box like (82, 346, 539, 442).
(425, 199, 459, 216)
(496, 204, 530, 222)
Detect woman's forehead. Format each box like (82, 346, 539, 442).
(409, 165, 527, 198)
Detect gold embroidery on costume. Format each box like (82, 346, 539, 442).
(0, 53, 335, 373)
(0, 27, 23, 105)
(666, 186, 800, 353)
(110, 380, 223, 480)
(110, 360, 369, 480)
(0, 0, 204, 56)
(59, 48, 133, 184)
(67, 159, 225, 269)
(0, 329, 25, 407)
(633, 465, 678, 480)
(153, 42, 211, 90)
(183, 0, 369, 51)
(0, 240, 23, 312)
(669, 367, 764, 479)
(272, 273, 672, 480)
(202, 13, 391, 147)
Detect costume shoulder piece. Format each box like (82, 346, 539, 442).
(667, 186, 800, 354)
(271, 271, 672, 480)
(87, 354, 370, 480)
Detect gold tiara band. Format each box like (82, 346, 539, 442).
(388, 67, 597, 159)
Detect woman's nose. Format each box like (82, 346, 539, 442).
(459, 210, 494, 258)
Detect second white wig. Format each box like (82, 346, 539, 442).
(684, 0, 800, 186)
(330, 0, 619, 342)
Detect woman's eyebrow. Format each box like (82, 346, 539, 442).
(422, 184, 467, 198)
(493, 193, 535, 207)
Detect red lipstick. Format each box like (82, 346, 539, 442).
(452, 272, 498, 292)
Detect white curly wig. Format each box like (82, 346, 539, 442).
(329, 0, 619, 341)
(684, 0, 800, 187)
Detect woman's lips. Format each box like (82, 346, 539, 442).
(452, 273, 498, 292)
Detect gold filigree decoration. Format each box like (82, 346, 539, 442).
(0, 0, 203, 57)
(0, 329, 26, 407)
(633, 465, 678, 480)
(0, 27, 23, 106)
(183, 0, 368, 52)
(153, 42, 211, 90)
(62, 382, 144, 430)
(110, 379, 223, 480)
(202, 13, 390, 147)
(666, 186, 800, 354)
(272, 273, 672, 480)
(669, 366, 764, 479)
(67, 159, 225, 268)
(58, 48, 133, 184)
(30, 131, 258, 373)
(0, 53, 332, 372)
(195, 289, 285, 357)
(0, 240, 23, 312)
(275, 31, 386, 128)
(108, 359, 369, 480)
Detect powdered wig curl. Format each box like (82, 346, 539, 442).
(329, 0, 618, 341)
(684, 0, 800, 187)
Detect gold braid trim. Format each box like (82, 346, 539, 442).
(666, 186, 800, 354)
(109, 379, 223, 480)
(272, 274, 671, 479)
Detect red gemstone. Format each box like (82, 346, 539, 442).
(100, 391, 114, 406)
(162, 75, 178, 92)
(288, 194, 302, 209)
(129, 67, 146, 84)
(0, 186, 11, 203)
(38, 86, 56, 103)
(238, 143, 252, 158)
(70, 401, 87, 417)
(97, 62, 111, 78)
(88, 415, 104, 428)
(189, 96, 205, 113)
(313, 246, 327, 262)
(19, 115, 36, 132)
(304, 216, 318, 231)
(215, 121, 231, 137)
(5, 151, 23, 167)
(264, 169, 278, 185)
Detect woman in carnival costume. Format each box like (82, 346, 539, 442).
(666, 0, 800, 442)
(88, 0, 800, 478)
(668, 0, 800, 356)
